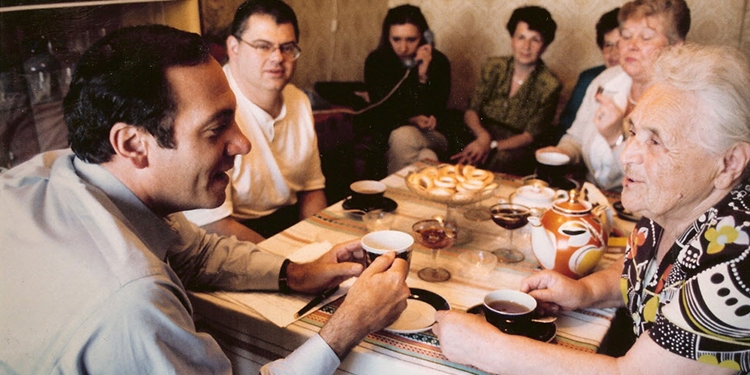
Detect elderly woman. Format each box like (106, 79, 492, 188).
(450, 5, 561, 176)
(537, 0, 690, 191)
(433, 43, 750, 374)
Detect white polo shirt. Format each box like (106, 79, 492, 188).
(184, 65, 325, 226)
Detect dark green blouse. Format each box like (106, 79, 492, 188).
(469, 55, 562, 141)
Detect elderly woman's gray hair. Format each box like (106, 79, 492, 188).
(650, 43, 750, 157)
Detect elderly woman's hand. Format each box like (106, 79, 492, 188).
(520, 269, 589, 313)
(593, 92, 627, 146)
(433, 310, 503, 368)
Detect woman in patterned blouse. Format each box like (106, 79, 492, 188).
(449, 5, 562, 176)
(433, 43, 750, 375)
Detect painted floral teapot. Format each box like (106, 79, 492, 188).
(528, 189, 608, 279)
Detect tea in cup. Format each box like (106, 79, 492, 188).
(349, 180, 386, 209)
(361, 230, 413, 268)
(482, 289, 537, 335)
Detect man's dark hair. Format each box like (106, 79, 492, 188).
(230, 0, 299, 41)
(506, 6, 557, 46)
(64, 24, 211, 164)
(596, 7, 621, 49)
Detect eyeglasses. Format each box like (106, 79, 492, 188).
(235, 37, 301, 60)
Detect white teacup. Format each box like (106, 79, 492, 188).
(361, 230, 413, 268)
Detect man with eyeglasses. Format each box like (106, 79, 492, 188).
(184, 0, 327, 242)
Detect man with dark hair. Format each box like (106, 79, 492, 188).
(183, 0, 327, 242)
(0, 24, 408, 375)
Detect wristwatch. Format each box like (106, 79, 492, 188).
(278, 258, 292, 294)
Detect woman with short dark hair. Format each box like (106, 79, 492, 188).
(451, 5, 562, 176)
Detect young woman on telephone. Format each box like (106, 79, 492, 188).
(360, 4, 452, 175)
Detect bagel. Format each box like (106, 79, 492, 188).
(482, 182, 499, 192)
(433, 176, 457, 189)
(427, 187, 453, 197)
(407, 164, 496, 201)
(437, 164, 458, 178)
(418, 174, 434, 190)
(457, 180, 483, 192)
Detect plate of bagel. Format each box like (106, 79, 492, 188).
(405, 164, 498, 205)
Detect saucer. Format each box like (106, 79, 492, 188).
(613, 201, 641, 222)
(466, 304, 556, 342)
(342, 196, 398, 215)
(384, 288, 450, 334)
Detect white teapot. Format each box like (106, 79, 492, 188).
(510, 183, 568, 210)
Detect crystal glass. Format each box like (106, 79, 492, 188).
(490, 203, 531, 263)
(412, 218, 457, 282)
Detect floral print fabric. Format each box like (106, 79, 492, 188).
(621, 180, 750, 373)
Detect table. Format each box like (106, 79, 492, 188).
(189, 161, 632, 375)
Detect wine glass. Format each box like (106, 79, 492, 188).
(412, 218, 458, 282)
(490, 203, 531, 263)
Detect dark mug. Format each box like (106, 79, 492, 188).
(349, 180, 386, 209)
(482, 290, 537, 335)
(535, 152, 573, 189)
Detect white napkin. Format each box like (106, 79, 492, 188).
(214, 241, 353, 327)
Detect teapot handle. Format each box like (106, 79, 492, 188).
(592, 204, 614, 237)
(554, 190, 569, 200)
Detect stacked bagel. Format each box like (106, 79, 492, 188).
(406, 164, 498, 203)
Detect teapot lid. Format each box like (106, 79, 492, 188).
(516, 184, 554, 200)
(553, 189, 592, 214)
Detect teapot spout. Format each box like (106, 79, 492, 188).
(528, 216, 556, 270)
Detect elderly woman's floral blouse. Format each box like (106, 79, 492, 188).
(622, 179, 750, 373)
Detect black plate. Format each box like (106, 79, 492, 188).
(342, 196, 398, 214)
(466, 304, 556, 343)
(613, 201, 641, 222)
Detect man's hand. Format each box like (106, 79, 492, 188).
(319, 251, 410, 358)
(286, 239, 366, 294)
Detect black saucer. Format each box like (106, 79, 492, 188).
(466, 304, 556, 343)
(342, 196, 398, 214)
(410, 288, 451, 311)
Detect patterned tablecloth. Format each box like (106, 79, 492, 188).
(189, 161, 632, 375)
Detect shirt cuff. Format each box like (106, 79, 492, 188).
(260, 334, 340, 375)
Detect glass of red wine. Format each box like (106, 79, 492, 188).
(490, 203, 531, 263)
(412, 218, 458, 282)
